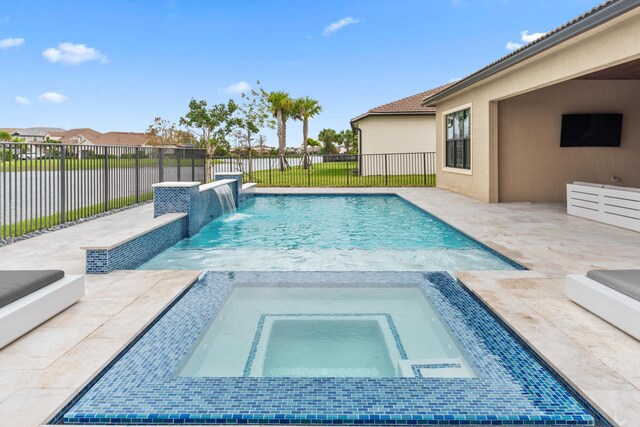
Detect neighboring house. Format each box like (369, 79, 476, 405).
(0, 127, 66, 143)
(350, 84, 451, 176)
(422, 0, 640, 203)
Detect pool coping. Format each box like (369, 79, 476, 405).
(80, 213, 187, 251)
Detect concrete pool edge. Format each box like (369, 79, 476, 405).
(455, 272, 616, 426)
(40, 270, 202, 427)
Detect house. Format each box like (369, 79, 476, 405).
(0, 127, 66, 143)
(351, 84, 451, 155)
(350, 85, 451, 175)
(422, 0, 640, 203)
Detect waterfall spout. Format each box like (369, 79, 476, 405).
(214, 185, 236, 214)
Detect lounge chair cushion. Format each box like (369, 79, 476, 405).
(0, 270, 65, 309)
(586, 270, 640, 302)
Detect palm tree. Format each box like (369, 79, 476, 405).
(293, 97, 322, 169)
(266, 91, 294, 171)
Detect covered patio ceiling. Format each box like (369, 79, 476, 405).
(577, 56, 640, 79)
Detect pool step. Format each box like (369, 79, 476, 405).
(397, 358, 476, 378)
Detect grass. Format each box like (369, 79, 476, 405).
(1, 192, 153, 240)
(250, 161, 435, 187)
(0, 157, 204, 172)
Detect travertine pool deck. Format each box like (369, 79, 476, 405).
(0, 188, 638, 426)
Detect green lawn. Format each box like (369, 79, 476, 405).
(1, 192, 153, 240)
(250, 162, 435, 187)
(0, 157, 204, 172)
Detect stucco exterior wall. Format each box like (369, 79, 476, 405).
(498, 80, 640, 202)
(433, 9, 640, 202)
(356, 115, 435, 175)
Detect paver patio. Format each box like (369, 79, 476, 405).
(0, 188, 638, 426)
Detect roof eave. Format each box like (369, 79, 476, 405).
(350, 111, 436, 124)
(422, 0, 640, 107)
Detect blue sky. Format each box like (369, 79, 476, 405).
(1, 0, 602, 146)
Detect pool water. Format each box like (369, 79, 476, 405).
(139, 195, 520, 271)
(180, 286, 475, 378)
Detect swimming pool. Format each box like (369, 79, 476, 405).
(54, 272, 596, 425)
(139, 195, 522, 271)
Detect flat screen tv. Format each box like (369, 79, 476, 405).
(560, 113, 623, 147)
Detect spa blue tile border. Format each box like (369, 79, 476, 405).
(243, 313, 408, 377)
(53, 271, 601, 425)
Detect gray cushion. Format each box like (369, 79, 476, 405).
(587, 270, 640, 302)
(0, 270, 65, 309)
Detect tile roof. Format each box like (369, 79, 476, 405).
(93, 131, 148, 147)
(422, 0, 637, 105)
(351, 83, 453, 123)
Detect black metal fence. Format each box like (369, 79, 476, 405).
(0, 143, 205, 242)
(213, 152, 436, 187)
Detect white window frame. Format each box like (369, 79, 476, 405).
(442, 103, 473, 175)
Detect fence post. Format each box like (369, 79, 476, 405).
(59, 147, 66, 224)
(423, 152, 427, 186)
(177, 149, 181, 181)
(191, 153, 195, 181)
(346, 156, 349, 187)
(307, 158, 311, 187)
(135, 147, 140, 203)
(103, 146, 109, 212)
(158, 148, 165, 182)
(269, 158, 273, 186)
(384, 154, 388, 186)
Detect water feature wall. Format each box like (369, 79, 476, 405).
(153, 180, 237, 236)
(152, 174, 258, 237)
(85, 177, 252, 274)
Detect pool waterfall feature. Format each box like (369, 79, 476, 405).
(83, 174, 255, 274)
(214, 185, 236, 214)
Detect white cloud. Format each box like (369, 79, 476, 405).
(505, 41, 523, 51)
(38, 92, 68, 104)
(14, 96, 30, 105)
(520, 30, 546, 43)
(323, 17, 360, 36)
(448, 77, 462, 83)
(223, 81, 251, 94)
(0, 37, 24, 49)
(506, 30, 546, 51)
(42, 42, 108, 65)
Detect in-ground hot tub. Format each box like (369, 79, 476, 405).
(52, 271, 598, 426)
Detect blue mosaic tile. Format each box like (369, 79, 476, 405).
(87, 178, 253, 274)
(86, 217, 187, 274)
(52, 272, 601, 425)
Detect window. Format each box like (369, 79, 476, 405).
(445, 108, 471, 169)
